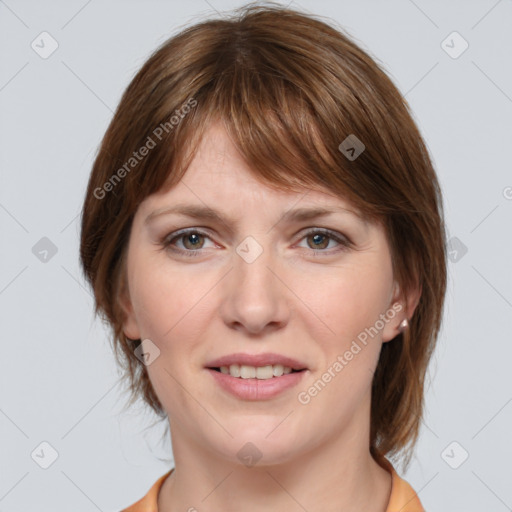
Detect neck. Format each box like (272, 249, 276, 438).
(158, 418, 392, 511)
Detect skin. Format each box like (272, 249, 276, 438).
(121, 121, 420, 512)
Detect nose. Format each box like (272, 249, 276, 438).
(219, 241, 291, 336)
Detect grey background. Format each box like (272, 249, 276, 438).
(1, 0, 511, 510)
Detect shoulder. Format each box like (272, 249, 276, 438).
(380, 457, 425, 512)
(120, 469, 173, 512)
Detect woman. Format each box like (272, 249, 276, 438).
(80, 3, 447, 510)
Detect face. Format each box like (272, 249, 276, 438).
(121, 121, 406, 466)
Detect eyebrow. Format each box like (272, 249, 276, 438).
(145, 203, 367, 230)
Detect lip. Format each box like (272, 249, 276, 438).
(205, 352, 308, 371)
(206, 367, 308, 400)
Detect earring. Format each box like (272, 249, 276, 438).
(398, 318, 409, 333)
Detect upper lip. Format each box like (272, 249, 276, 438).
(205, 352, 308, 371)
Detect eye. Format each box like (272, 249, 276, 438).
(296, 229, 351, 255)
(162, 229, 214, 257)
(161, 227, 351, 257)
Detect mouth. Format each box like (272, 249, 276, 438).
(204, 352, 308, 380)
(204, 353, 309, 400)
(208, 364, 306, 380)
(206, 366, 307, 401)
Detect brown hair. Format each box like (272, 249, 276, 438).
(79, 1, 447, 468)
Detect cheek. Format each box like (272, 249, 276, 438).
(295, 262, 393, 345)
(127, 257, 211, 415)
(295, 273, 387, 413)
(129, 255, 191, 337)
(128, 253, 219, 370)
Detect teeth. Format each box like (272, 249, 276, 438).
(256, 365, 273, 379)
(229, 364, 240, 377)
(272, 364, 284, 377)
(218, 364, 297, 379)
(240, 365, 256, 378)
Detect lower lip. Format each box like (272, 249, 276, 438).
(206, 368, 307, 400)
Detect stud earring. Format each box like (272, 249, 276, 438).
(398, 318, 409, 333)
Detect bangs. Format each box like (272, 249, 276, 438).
(135, 23, 384, 225)
(167, 76, 352, 196)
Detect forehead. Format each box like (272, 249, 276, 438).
(141, 174, 370, 237)
(144, 167, 362, 227)
(136, 122, 382, 243)
(151, 121, 358, 212)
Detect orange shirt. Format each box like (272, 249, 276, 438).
(121, 458, 424, 512)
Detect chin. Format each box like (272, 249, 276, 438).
(209, 422, 303, 467)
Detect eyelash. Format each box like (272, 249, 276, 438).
(160, 228, 351, 258)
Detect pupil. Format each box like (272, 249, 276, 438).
(312, 234, 326, 247)
(186, 233, 201, 247)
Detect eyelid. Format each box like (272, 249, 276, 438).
(299, 227, 351, 245)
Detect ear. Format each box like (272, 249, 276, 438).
(381, 279, 422, 343)
(118, 272, 141, 341)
